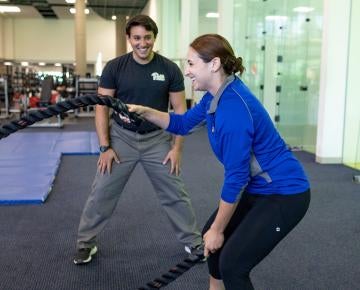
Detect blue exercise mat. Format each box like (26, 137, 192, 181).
(0, 132, 99, 205)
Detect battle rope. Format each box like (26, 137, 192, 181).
(0, 94, 143, 140)
(138, 245, 205, 289)
(0, 95, 206, 288)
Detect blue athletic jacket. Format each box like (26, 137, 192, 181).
(167, 75, 310, 203)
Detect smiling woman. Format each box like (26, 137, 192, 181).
(128, 33, 311, 290)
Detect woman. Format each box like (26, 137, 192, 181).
(128, 34, 310, 290)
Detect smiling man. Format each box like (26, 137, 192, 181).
(73, 14, 202, 265)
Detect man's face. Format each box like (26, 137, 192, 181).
(127, 25, 156, 64)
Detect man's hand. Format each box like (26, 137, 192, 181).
(162, 147, 182, 176)
(203, 228, 225, 257)
(97, 148, 120, 174)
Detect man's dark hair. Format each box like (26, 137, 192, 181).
(125, 15, 158, 38)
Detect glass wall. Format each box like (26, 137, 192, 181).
(199, 0, 217, 34)
(234, 0, 322, 153)
(193, 0, 358, 169)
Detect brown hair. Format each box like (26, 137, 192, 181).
(190, 34, 245, 76)
(125, 15, 158, 38)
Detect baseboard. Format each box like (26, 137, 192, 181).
(315, 156, 343, 164)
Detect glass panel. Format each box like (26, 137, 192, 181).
(233, 0, 323, 153)
(234, 0, 266, 103)
(276, 0, 322, 153)
(199, 0, 217, 35)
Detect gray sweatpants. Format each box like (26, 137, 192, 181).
(76, 122, 202, 249)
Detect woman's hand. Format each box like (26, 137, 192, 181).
(127, 104, 148, 116)
(127, 104, 170, 129)
(203, 228, 225, 257)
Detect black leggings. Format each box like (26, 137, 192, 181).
(202, 189, 310, 290)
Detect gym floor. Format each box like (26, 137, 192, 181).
(0, 117, 359, 289)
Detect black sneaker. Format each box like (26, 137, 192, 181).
(73, 246, 97, 265)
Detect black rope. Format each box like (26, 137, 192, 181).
(137, 245, 205, 289)
(0, 94, 143, 140)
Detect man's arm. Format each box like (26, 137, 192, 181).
(96, 87, 119, 174)
(96, 87, 115, 146)
(163, 90, 187, 175)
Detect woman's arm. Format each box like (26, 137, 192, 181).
(127, 105, 170, 129)
(203, 200, 238, 257)
(129, 95, 208, 135)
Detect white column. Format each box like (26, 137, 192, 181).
(217, 0, 234, 44)
(342, 0, 360, 165)
(141, 0, 163, 53)
(3, 18, 14, 60)
(180, 0, 199, 102)
(75, 0, 87, 76)
(179, 0, 198, 58)
(0, 17, 3, 59)
(161, 0, 180, 59)
(316, 0, 351, 163)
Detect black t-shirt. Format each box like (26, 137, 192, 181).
(100, 52, 185, 131)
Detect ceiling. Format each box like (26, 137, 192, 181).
(0, 0, 148, 20)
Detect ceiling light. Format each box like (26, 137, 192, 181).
(21, 62, 29, 66)
(265, 15, 288, 21)
(111, 15, 117, 20)
(69, 8, 89, 14)
(38, 62, 46, 66)
(4, 62, 12, 66)
(65, 0, 76, 3)
(293, 6, 314, 13)
(0, 5, 21, 13)
(54, 63, 62, 67)
(206, 12, 219, 18)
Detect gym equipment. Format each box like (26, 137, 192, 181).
(28, 75, 63, 128)
(0, 153, 62, 204)
(75, 78, 98, 117)
(0, 94, 143, 140)
(0, 132, 99, 204)
(0, 77, 10, 119)
(138, 245, 205, 289)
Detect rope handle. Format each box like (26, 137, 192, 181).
(138, 245, 205, 289)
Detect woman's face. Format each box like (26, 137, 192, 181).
(185, 47, 212, 92)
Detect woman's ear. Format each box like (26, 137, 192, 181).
(211, 57, 222, 72)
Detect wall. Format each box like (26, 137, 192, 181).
(1, 17, 115, 63)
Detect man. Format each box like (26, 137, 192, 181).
(73, 14, 202, 265)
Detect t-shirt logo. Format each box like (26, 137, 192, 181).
(151, 72, 165, 81)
